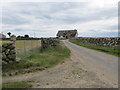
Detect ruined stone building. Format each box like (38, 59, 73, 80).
(56, 29, 78, 39)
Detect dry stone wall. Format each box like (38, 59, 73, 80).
(71, 37, 120, 47)
(41, 38, 60, 49)
(1, 43, 16, 64)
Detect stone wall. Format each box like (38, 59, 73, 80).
(41, 38, 60, 49)
(1, 43, 16, 64)
(71, 37, 120, 47)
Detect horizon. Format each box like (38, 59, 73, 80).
(1, 1, 119, 37)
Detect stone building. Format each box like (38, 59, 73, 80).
(57, 29, 78, 39)
(0, 33, 6, 39)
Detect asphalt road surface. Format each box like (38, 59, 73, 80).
(64, 40, 118, 87)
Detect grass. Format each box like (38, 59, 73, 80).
(15, 40, 40, 54)
(2, 42, 70, 76)
(1, 40, 41, 59)
(2, 81, 32, 88)
(0, 83, 2, 90)
(1, 40, 40, 54)
(0, 40, 11, 44)
(69, 40, 120, 57)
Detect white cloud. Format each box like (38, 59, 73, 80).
(1, 1, 119, 37)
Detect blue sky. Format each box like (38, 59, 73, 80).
(1, 0, 119, 37)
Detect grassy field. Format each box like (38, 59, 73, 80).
(1, 40, 41, 58)
(0, 40, 11, 44)
(15, 40, 41, 58)
(1, 40, 40, 53)
(2, 41, 70, 76)
(2, 81, 32, 88)
(15, 40, 40, 53)
(70, 40, 120, 57)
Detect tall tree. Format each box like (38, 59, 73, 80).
(24, 34, 29, 38)
(7, 32, 11, 37)
(17, 35, 21, 38)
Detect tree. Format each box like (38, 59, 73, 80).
(21, 36, 24, 38)
(24, 34, 29, 38)
(7, 32, 11, 37)
(17, 35, 21, 38)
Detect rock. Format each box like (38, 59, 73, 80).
(8, 45, 15, 50)
(71, 37, 119, 47)
(2, 47, 5, 52)
(41, 38, 60, 49)
(2, 53, 7, 60)
(2, 43, 16, 63)
(2, 60, 8, 65)
(5, 49, 10, 55)
(9, 50, 16, 54)
(2, 43, 9, 48)
(15, 71, 18, 75)
(7, 54, 16, 60)
(9, 73, 12, 76)
(16, 58, 21, 63)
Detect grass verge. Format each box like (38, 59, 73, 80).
(2, 42, 70, 76)
(69, 40, 120, 57)
(2, 81, 32, 88)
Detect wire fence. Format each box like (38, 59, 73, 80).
(1, 39, 41, 59)
(15, 40, 41, 59)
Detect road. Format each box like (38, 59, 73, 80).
(3, 40, 118, 88)
(64, 40, 118, 87)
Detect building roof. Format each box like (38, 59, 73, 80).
(57, 30, 78, 37)
(0, 33, 6, 38)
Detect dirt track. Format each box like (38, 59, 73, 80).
(2, 40, 118, 88)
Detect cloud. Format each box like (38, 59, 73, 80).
(1, 1, 119, 37)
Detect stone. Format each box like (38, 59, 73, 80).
(2, 47, 6, 52)
(7, 54, 16, 60)
(16, 58, 20, 63)
(2, 53, 6, 59)
(2, 43, 9, 48)
(9, 50, 16, 54)
(41, 38, 60, 49)
(2, 43, 17, 63)
(5, 49, 10, 55)
(7, 45, 15, 50)
(71, 37, 119, 47)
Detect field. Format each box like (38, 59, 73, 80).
(1, 40, 40, 52)
(0, 41, 11, 44)
(1, 40, 41, 58)
(70, 40, 120, 57)
(2, 40, 70, 76)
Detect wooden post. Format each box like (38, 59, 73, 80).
(24, 40, 26, 54)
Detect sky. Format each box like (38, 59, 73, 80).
(0, 0, 119, 37)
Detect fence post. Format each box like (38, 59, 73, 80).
(38, 40, 39, 47)
(24, 40, 26, 54)
(31, 39, 32, 50)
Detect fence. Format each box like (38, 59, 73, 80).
(1, 39, 41, 59)
(16, 40, 41, 59)
(70, 37, 120, 47)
